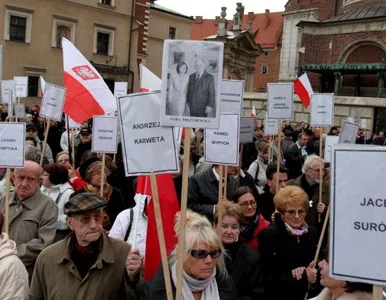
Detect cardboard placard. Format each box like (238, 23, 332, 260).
(15, 103, 25, 119)
(40, 83, 66, 121)
(324, 135, 339, 163)
(361, 119, 367, 129)
(0, 122, 25, 167)
(14, 76, 28, 98)
(351, 108, 363, 125)
(1, 80, 16, 104)
(339, 122, 359, 144)
(330, 145, 386, 285)
(264, 117, 279, 136)
(118, 92, 179, 176)
(204, 114, 239, 166)
(267, 83, 294, 120)
(220, 79, 244, 114)
(160, 40, 224, 129)
(114, 82, 128, 97)
(239, 117, 255, 144)
(310, 93, 334, 126)
(91, 115, 119, 153)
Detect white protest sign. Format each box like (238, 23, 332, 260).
(239, 117, 255, 144)
(324, 135, 339, 163)
(310, 93, 334, 126)
(339, 121, 359, 144)
(15, 103, 25, 119)
(0, 123, 25, 167)
(40, 83, 66, 121)
(1, 80, 16, 104)
(267, 83, 293, 120)
(114, 82, 128, 97)
(91, 116, 119, 153)
(264, 117, 279, 136)
(118, 92, 179, 176)
(14, 76, 28, 98)
(7, 100, 13, 116)
(361, 119, 367, 129)
(330, 145, 386, 285)
(351, 108, 363, 125)
(205, 114, 239, 166)
(220, 80, 244, 114)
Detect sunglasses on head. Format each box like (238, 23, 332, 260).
(190, 249, 221, 259)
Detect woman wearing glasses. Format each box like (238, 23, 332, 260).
(231, 186, 269, 251)
(214, 201, 264, 299)
(258, 185, 317, 300)
(145, 210, 237, 299)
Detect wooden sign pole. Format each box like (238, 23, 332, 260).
(276, 120, 282, 193)
(223, 166, 228, 200)
(99, 153, 106, 196)
(373, 286, 383, 300)
(39, 118, 51, 167)
(4, 169, 11, 233)
(318, 127, 324, 223)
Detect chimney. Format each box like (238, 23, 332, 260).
(248, 12, 255, 22)
(215, 16, 220, 26)
(264, 9, 270, 29)
(195, 16, 203, 24)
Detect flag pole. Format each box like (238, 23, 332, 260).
(40, 118, 51, 167)
(150, 172, 174, 300)
(100, 153, 106, 196)
(175, 129, 191, 300)
(71, 129, 76, 167)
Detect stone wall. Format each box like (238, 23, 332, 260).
(242, 92, 386, 131)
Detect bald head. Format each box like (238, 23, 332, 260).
(13, 160, 41, 200)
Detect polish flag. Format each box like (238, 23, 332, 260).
(62, 37, 117, 123)
(294, 73, 314, 108)
(39, 76, 46, 97)
(140, 64, 162, 92)
(250, 106, 259, 127)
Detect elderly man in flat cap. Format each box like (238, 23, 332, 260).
(29, 193, 143, 300)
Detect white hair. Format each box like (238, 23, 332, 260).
(302, 154, 324, 173)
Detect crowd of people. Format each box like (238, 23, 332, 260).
(0, 106, 378, 299)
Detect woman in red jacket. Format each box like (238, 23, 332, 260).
(231, 186, 270, 251)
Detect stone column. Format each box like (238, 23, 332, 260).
(377, 72, 385, 98)
(334, 72, 341, 95)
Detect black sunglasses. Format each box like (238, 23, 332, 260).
(190, 249, 221, 259)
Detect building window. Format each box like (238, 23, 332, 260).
(93, 26, 115, 56)
(169, 27, 176, 39)
(261, 64, 269, 75)
(28, 76, 39, 97)
(4, 7, 33, 43)
(99, 0, 115, 6)
(52, 17, 76, 48)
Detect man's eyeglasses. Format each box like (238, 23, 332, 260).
(190, 249, 222, 259)
(239, 200, 257, 208)
(284, 209, 306, 217)
(72, 210, 104, 224)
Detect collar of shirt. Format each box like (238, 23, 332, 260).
(212, 167, 220, 181)
(296, 141, 305, 150)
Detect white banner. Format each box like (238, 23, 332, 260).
(339, 122, 358, 144)
(118, 92, 179, 176)
(40, 83, 66, 121)
(264, 116, 279, 136)
(15, 103, 25, 119)
(91, 115, 119, 153)
(351, 108, 363, 125)
(114, 82, 128, 97)
(330, 145, 386, 285)
(239, 117, 255, 144)
(14, 76, 28, 98)
(267, 83, 294, 120)
(310, 93, 334, 126)
(324, 135, 339, 163)
(0, 122, 25, 168)
(205, 114, 239, 166)
(220, 80, 244, 114)
(361, 119, 367, 129)
(1, 80, 16, 104)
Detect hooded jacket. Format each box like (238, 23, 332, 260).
(0, 233, 29, 300)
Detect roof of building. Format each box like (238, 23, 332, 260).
(150, 2, 193, 20)
(324, 3, 386, 23)
(190, 11, 283, 49)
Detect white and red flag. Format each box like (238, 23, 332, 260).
(62, 37, 116, 123)
(39, 76, 46, 97)
(294, 72, 314, 108)
(139, 64, 161, 92)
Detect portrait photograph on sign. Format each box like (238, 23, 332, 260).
(160, 40, 224, 129)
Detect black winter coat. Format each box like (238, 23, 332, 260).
(258, 213, 317, 300)
(285, 143, 307, 179)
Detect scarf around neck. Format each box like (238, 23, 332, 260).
(169, 256, 220, 300)
(284, 222, 309, 237)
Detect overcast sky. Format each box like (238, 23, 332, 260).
(156, 0, 288, 18)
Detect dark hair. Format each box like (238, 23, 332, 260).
(284, 130, 292, 137)
(266, 162, 288, 180)
(176, 62, 188, 74)
(80, 150, 98, 165)
(0, 210, 3, 232)
(230, 186, 255, 203)
(25, 136, 37, 147)
(298, 132, 308, 139)
(43, 163, 69, 185)
(345, 282, 372, 294)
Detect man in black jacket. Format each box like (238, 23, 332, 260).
(285, 132, 308, 179)
(188, 165, 239, 223)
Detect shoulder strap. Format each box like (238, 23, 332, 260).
(124, 208, 134, 242)
(55, 188, 72, 204)
(254, 161, 260, 185)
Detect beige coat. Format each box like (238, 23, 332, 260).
(30, 233, 140, 300)
(309, 288, 372, 300)
(0, 233, 29, 300)
(0, 189, 59, 277)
